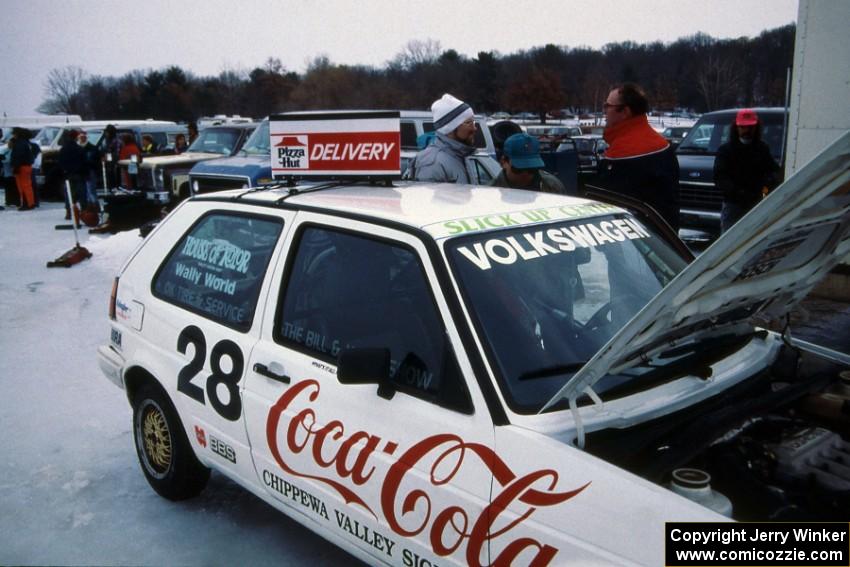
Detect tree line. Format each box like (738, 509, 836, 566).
(39, 24, 795, 123)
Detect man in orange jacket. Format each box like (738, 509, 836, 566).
(596, 83, 680, 231)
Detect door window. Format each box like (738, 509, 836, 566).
(469, 157, 495, 184)
(152, 212, 283, 331)
(276, 226, 470, 411)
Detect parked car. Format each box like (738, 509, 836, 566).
(525, 125, 583, 151)
(188, 120, 274, 196)
(661, 126, 690, 146)
(118, 123, 256, 202)
(558, 134, 607, 175)
(197, 114, 254, 128)
(676, 107, 787, 232)
(97, 127, 850, 565)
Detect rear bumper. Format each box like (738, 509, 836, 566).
(97, 345, 125, 389)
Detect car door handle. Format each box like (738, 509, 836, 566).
(253, 363, 290, 384)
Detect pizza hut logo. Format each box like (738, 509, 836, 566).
(275, 135, 309, 169)
(194, 425, 207, 448)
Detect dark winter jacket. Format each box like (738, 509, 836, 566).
(491, 168, 566, 194)
(10, 137, 34, 170)
(81, 141, 101, 174)
(597, 116, 680, 230)
(714, 139, 780, 210)
(58, 140, 87, 177)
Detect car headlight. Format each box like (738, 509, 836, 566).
(256, 177, 273, 186)
(156, 169, 165, 189)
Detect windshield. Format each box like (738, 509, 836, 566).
(678, 111, 786, 160)
(187, 128, 243, 155)
(83, 128, 104, 146)
(240, 120, 270, 155)
(447, 214, 688, 414)
(34, 126, 62, 147)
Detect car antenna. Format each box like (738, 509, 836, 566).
(273, 181, 348, 204)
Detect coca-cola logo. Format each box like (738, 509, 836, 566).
(266, 379, 590, 565)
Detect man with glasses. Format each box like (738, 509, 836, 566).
(491, 133, 565, 193)
(597, 83, 680, 230)
(411, 93, 477, 184)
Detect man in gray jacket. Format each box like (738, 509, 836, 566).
(412, 94, 477, 184)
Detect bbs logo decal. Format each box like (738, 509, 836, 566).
(211, 436, 236, 464)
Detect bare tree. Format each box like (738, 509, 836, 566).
(38, 66, 89, 114)
(389, 39, 442, 70)
(696, 54, 743, 111)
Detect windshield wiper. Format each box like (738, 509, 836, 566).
(518, 362, 587, 381)
(603, 332, 761, 398)
(677, 146, 709, 154)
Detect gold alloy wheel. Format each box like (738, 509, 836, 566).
(142, 403, 172, 474)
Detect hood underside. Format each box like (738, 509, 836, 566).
(544, 131, 850, 410)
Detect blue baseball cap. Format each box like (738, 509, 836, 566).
(503, 133, 545, 169)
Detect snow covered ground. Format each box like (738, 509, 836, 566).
(0, 202, 357, 566)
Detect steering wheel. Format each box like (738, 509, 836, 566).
(582, 301, 613, 334)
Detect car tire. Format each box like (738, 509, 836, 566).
(132, 383, 210, 501)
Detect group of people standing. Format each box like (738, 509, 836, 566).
(3, 119, 200, 218)
(410, 84, 779, 235)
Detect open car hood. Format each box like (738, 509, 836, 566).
(542, 131, 850, 411)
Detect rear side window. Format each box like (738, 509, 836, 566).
(152, 212, 283, 331)
(148, 132, 168, 149)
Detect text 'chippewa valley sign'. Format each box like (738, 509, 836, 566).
(270, 111, 401, 177)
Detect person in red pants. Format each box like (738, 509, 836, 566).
(10, 128, 36, 210)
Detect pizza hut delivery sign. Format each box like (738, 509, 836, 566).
(270, 111, 401, 178)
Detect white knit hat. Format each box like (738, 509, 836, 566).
(431, 94, 474, 135)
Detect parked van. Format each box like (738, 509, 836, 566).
(0, 114, 80, 141)
(37, 120, 184, 199)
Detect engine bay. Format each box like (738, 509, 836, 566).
(584, 344, 850, 520)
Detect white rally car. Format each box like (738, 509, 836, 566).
(98, 115, 850, 566)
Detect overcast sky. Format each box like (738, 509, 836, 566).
(0, 0, 798, 117)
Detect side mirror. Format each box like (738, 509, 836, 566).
(337, 348, 394, 400)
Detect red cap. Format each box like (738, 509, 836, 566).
(735, 109, 759, 126)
